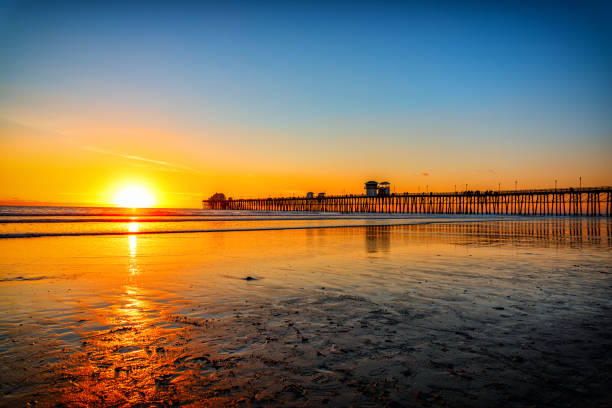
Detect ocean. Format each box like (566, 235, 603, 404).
(0, 205, 524, 239)
(0, 206, 611, 406)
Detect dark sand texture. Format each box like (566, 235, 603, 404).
(0, 219, 611, 407)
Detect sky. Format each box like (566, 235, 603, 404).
(0, 0, 611, 207)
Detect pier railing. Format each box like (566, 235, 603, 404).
(203, 186, 612, 216)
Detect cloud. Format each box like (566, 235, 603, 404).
(128, 162, 184, 173)
(83, 146, 199, 173)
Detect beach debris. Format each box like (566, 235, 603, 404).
(187, 355, 211, 364)
(168, 314, 208, 327)
(282, 383, 306, 397)
(447, 368, 473, 380)
(244, 276, 257, 281)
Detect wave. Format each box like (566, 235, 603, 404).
(0, 220, 489, 239)
(0, 210, 274, 217)
(0, 205, 275, 217)
(0, 275, 51, 282)
(0, 215, 454, 224)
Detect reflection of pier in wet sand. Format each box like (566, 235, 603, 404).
(360, 218, 612, 250)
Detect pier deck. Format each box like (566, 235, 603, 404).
(203, 187, 612, 216)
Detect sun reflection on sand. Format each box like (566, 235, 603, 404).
(119, 286, 145, 324)
(128, 236, 137, 258)
(128, 222, 138, 274)
(45, 223, 191, 406)
(124, 223, 145, 321)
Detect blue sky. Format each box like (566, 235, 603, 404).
(2, 1, 611, 125)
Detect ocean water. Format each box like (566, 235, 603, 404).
(0, 205, 521, 238)
(0, 206, 611, 407)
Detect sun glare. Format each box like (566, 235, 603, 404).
(113, 185, 156, 208)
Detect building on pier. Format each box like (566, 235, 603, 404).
(209, 193, 226, 201)
(365, 180, 391, 196)
(378, 181, 391, 196)
(306, 192, 314, 199)
(365, 181, 378, 196)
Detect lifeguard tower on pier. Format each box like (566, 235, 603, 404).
(365, 181, 391, 196)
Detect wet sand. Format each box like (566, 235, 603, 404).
(1, 219, 611, 407)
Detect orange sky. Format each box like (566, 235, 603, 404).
(1, 116, 610, 208)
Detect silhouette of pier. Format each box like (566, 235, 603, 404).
(203, 187, 612, 216)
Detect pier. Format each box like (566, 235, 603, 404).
(203, 187, 612, 216)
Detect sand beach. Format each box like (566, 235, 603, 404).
(1, 215, 611, 407)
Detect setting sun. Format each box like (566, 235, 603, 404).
(112, 185, 156, 208)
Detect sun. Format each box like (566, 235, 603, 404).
(113, 185, 156, 208)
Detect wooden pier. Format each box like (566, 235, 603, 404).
(203, 187, 612, 216)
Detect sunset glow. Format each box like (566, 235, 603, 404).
(112, 185, 156, 208)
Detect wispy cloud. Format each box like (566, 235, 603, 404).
(128, 162, 184, 173)
(83, 146, 199, 173)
